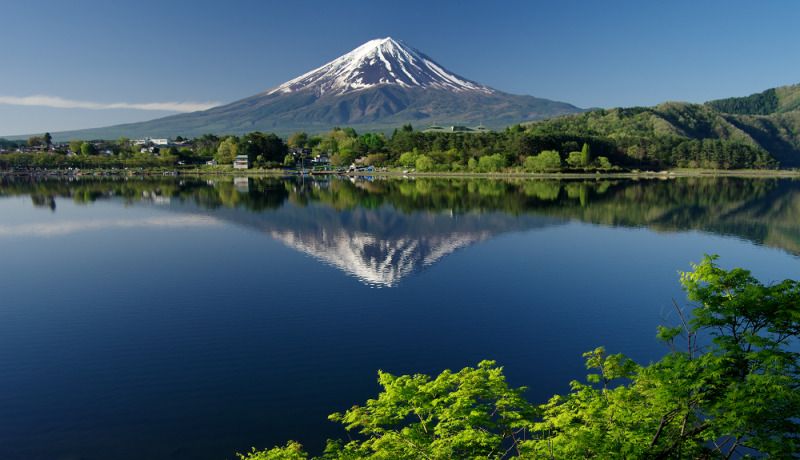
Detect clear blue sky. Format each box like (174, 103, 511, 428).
(2, 0, 799, 135)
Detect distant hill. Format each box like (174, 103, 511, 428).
(706, 84, 800, 115)
(524, 87, 800, 168)
(46, 38, 581, 141)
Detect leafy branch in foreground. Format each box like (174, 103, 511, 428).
(239, 255, 800, 459)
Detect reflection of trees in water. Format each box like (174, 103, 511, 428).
(2, 176, 800, 254)
(30, 194, 56, 211)
(1, 176, 289, 212)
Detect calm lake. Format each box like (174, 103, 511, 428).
(1, 175, 799, 459)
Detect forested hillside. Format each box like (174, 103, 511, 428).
(524, 93, 800, 167)
(707, 84, 800, 115)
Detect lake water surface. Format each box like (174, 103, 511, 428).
(1, 176, 799, 459)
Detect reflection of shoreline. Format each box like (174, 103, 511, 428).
(3, 176, 799, 265)
(4, 169, 800, 179)
(151, 177, 800, 278)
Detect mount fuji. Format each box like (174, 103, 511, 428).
(268, 37, 495, 96)
(55, 38, 582, 139)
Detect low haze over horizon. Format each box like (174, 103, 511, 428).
(2, 0, 800, 135)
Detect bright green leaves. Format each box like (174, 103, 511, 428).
(656, 324, 683, 343)
(239, 256, 800, 459)
(326, 360, 537, 459)
(237, 441, 308, 460)
(674, 255, 800, 457)
(526, 347, 709, 459)
(528, 256, 800, 458)
(582, 347, 638, 387)
(680, 254, 800, 343)
(523, 150, 561, 172)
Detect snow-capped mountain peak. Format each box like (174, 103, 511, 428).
(269, 37, 494, 96)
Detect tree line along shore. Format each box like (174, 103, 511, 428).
(0, 118, 789, 175)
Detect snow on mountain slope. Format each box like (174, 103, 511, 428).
(269, 37, 494, 96)
(46, 37, 583, 139)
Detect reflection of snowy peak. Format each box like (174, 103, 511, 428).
(269, 37, 493, 96)
(155, 197, 561, 288)
(271, 229, 489, 287)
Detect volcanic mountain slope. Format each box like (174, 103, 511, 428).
(51, 38, 582, 140)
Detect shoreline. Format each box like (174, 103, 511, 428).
(1, 167, 799, 180)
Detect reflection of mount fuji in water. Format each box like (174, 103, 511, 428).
(270, 226, 489, 287)
(8, 175, 800, 285)
(167, 200, 560, 287)
(145, 176, 800, 287)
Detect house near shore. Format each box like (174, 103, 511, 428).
(423, 125, 491, 134)
(133, 137, 169, 146)
(233, 155, 250, 169)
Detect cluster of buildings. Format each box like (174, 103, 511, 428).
(133, 137, 191, 154)
(230, 148, 332, 170)
(2, 144, 57, 154)
(289, 147, 330, 165)
(133, 138, 170, 146)
(2, 136, 190, 156)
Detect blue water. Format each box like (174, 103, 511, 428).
(0, 177, 798, 459)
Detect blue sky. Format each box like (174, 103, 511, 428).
(2, 0, 799, 135)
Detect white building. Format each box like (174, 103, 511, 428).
(233, 155, 250, 169)
(133, 137, 170, 146)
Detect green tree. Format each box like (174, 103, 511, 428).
(68, 140, 83, 154)
(238, 442, 307, 460)
(316, 129, 355, 157)
(288, 132, 309, 149)
(243, 361, 535, 460)
(194, 134, 221, 160)
(397, 151, 418, 168)
(326, 360, 535, 459)
(364, 153, 387, 166)
(596, 156, 612, 170)
(116, 137, 131, 154)
(341, 127, 358, 138)
(526, 255, 800, 458)
(566, 151, 584, 168)
(80, 142, 97, 156)
(240, 132, 288, 163)
(331, 147, 356, 167)
(478, 153, 506, 172)
(176, 147, 194, 163)
(27, 136, 44, 148)
(580, 142, 591, 166)
(523, 150, 561, 172)
(415, 154, 434, 171)
(215, 137, 239, 164)
(359, 132, 386, 153)
(239, 256, 800, 459)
